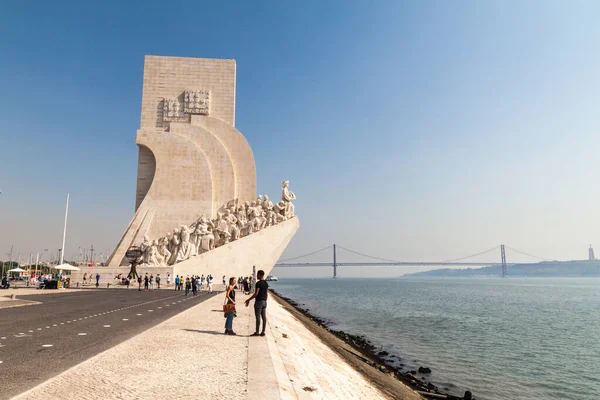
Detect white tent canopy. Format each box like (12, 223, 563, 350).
(51, 263, 80, 271)
(7, 267, 26, 273)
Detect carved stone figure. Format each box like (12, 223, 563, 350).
(236, 205, 249, 237)
(274, 201, 288, 223)
(216, 212, 230, 245)
(281, 180, 296, 218)
(197, 217, 214, 253)
(158, 237, 170, 266)
(226, 210, 240, 241)
(176, 225, 194, 262)
(168, 229, 180, 265)
(140, 235, 151, 264)
(148, 240, 160, 266)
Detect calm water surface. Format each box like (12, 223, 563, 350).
(270, 277, 600, 400)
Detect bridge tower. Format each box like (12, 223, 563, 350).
(333, 244, 337, 279)
(501, 244, 507, 278)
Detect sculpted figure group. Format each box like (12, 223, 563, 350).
(137, 181, 296, 266)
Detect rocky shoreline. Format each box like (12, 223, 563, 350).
(270, 289, 473, 400)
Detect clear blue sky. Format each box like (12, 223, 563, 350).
(1, 1, 600, 276)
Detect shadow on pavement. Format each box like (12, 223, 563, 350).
(182, 329, 226, 336)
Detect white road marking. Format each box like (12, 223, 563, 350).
(136, 314, 142, 316)
(122, 319, 129, 321)
(158, 307, 162, 309)
(60, 323, 64, 325)
(37, 328, 42, 331)
(42, 344, 53, 348)
(78, 333, 87, 336)
(0, 337, 5, 340)
(103, 325, 111, 328)
(28, 330, 33, 333)
(148, 310, 153, 312)
(53, 324, 57, 327)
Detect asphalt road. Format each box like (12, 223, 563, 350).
(0, 289, 218, 399)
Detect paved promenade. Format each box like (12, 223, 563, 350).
(8, 290, 413, 400)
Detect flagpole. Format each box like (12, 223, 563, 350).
(60, 194, 69, 265)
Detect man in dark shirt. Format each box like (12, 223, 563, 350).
(245, 269, 269, 336)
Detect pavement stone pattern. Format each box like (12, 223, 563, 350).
(11, 291, 389, 400)
(13, 293, 251, 400)
(266, 296, 386, 399)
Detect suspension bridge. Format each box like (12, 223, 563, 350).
(274, 244, 554, 278)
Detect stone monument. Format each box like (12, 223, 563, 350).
(86, 55, 299, 283)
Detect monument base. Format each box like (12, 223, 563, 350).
(72, 218, 299, 286)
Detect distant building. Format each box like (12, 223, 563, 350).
(589, 245, 595, 261)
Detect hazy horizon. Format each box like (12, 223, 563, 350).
(2, 1, 600, 277)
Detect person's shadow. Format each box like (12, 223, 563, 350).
(182, 329, 224, 336)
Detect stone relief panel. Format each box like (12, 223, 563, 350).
(184, 90, 210, 115)
(162, 98, 189, 122)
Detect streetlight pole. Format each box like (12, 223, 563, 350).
(59, 193, 69, 266)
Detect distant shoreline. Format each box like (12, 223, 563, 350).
(270, 289, 468, 400)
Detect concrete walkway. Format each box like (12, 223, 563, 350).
(12, 292, 391, 400)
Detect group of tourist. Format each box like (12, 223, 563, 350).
(223, 269, 269, 336)
(235, 276, 254, 295)
(136, 181, 296, 267)
(82, 272, 101, 286)
(173, 274, 214, 295)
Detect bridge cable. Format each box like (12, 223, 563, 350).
(504, 246, 554, 262)
(278, 245, 333, 263)
(335, 245, 403, 263)
(438, 246, 500, 263)
(338, 244, 500, 264)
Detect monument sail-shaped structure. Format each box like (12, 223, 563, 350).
(76, 55, 299, 282)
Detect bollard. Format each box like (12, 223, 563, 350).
(107, 283, 110, 289)
(77, 282, 80, 288)
(11, 294, 16, 300)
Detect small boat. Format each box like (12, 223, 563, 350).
(266, 275, 278, 281)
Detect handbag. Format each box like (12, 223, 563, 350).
(223, 303, 236, 314)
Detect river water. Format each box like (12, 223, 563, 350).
(269, 277, 600, 400)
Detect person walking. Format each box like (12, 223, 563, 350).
(222, 275, 226, 287)
(137, 275, 142, 291)
(166, 272, 171, 287)
(224, 277, 237, 335)
(201, 274, 205, 291)
(207, 274, 213, 293)
(95, 273, 100, 287)
(83, 273, 87, 286)
(144, 273, 149, 291)
(185, 276, 191, 296)
(243, 277, 250, 295)
(191, 276, 197, 296)
(156, 274, 161, 289)
(175, 275, 180, 291)
(245, 269, 269, 337)
(149, 274, 154, 290)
